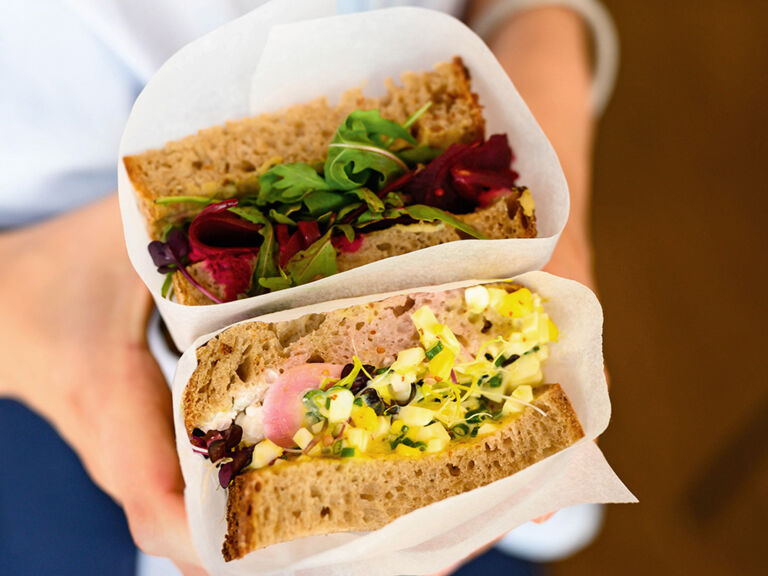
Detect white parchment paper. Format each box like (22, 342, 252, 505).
(172, 272, 636, 576)
(118, 0, 570, 351)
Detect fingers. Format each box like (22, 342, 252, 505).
(102, 348, 201, 567)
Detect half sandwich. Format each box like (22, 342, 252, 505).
(123, 58, 537, 305)
(182, 281, 584, 561)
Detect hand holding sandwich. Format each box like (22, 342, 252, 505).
(0, 195, 208, 576)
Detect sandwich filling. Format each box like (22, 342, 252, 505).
(148, 104, 533, 303)
(189, 285, 558, 487)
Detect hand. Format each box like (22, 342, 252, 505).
(0, 195, 207, 576)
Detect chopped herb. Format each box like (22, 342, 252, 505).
(353, 397, 364, 407)
(425, 341, 444, 360)
(501, 354, 520, 367)
(452, 423, 470, 438)
(341, 447, 356, 458)
(488, 374, 503, 388)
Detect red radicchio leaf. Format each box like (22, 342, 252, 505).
(277, 221, 325, 267)
(297, 220, 320, 246)
(277, 224, 303, 267)
(402, 134, 518, 213)
(332, 233, 364, 253)
(186, 199, 263, 301)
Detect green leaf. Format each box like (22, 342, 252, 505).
(258, 275, 293, 291)
(268, 209, 297, 226)
(161, 272, 174, 299)
(284, 232, 338, 286)
(258, 163, 330, 204)
(337, 202, 363, 221)
(403, 205, 487, 239)
(154, 195, 215, 206)
(397, 145, 444, 166)
(350, 187, 385, 213)
(303, 190, 354, 216)
(251, 221, 278, 293)
(228, 206, 269, 225)
(336, 223, 356, 242)
(383, 192, 404, 207)
(401, 100, 433, 131)
(324, 110, 414, 191)
(345, 109, 417, 147)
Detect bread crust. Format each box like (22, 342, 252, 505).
(222, 384, 583, 560)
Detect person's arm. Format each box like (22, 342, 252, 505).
(0, 195, 207, 576)
(468, 2, 596, 290)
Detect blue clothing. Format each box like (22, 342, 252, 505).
(0, 400, 135, 576)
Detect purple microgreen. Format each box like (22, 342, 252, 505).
(218, 462, 234, 488)
(220, 423, 243, 450)
(208, 439, 227, 463)
(147, 229, 224, 303)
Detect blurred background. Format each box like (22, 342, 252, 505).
(550, 1, 768, 575)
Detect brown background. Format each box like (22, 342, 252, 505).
(550, 1, 768, 575)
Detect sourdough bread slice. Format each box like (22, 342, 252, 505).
(124, 57, 483, 241)
(222, 383, 583, 560)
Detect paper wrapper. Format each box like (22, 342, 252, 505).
(172, 271, 636, 576)
(118, 0, 571, 351)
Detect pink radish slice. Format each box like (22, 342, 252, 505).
(262, 363, 343, 447)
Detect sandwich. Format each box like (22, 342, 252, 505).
(123, 58, 537, 305)
(182, 281, 584, 560)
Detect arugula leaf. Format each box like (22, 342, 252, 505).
(251, 221, 278, 292)
(325, 110, 414, 191)
(258, 275, 293, 292)
(336, 223, 356, 242)
(336, 202, 363, 221)
(268, 208, 297, 225)
(397, 145, 444, 166)
(303, 190, 354, 216)
(350, 187, 385, 213)
(284, 232, 338, 286)
(154, 195, 217, 206)
(258, 163, 330, 204)
(227, 206, 268, 225)
(403, 205, 487, 239)
(343, 109, 417, 147)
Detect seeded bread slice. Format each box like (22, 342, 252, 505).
(222, 383, 583, 560)
(123, 57, 483, 241)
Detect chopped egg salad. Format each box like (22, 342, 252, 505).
(190, 285, 559, 486)
(247, 285, 558, 468)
